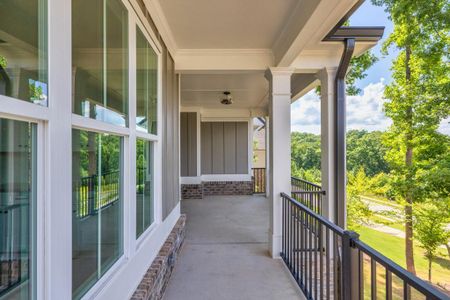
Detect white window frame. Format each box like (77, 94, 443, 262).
(0, 0, 165, 298)
(133, 13, 163, 251)
(71, 0, 163, 299)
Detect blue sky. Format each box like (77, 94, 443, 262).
(291, 1, 450, 135)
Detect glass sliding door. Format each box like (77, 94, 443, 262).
(0, 0, 48, 105)
(0, 118, 37, 300)
(72, 129, 123, 299)
(136, 140, 154, 238)
(72, 0, 129, 127)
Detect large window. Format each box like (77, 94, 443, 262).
(0, 0, 48, 105)
(72, 129, 123, 299)
(136, 27, 158, 134)
(72, 0, 129, 127)
(0, 118, 37, 299)
(136, 139, 154, 238)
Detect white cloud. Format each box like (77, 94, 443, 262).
(291, 80, 391, 134)
(439, 118, 450, 136)
(346, 79, 391, 131)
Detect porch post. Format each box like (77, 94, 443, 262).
(317, 67, 337, 223)
(266, 67, 294, 258)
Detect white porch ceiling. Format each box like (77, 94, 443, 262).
(157, 0, 299, 49)
(180, 72, 268, 110)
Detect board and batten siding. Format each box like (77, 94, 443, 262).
(180, 112, 197, 177)
(201, 122, 248, 175)
(162, 44, 180, 220)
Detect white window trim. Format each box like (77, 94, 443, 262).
(0, 0, 168, 298)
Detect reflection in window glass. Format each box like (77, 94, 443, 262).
(72, 129, 123, 299)
(72, 0, 128, 127)
(136, 140, 154, 238)
(0, 118, 37, 299)
(136, 27, 157, 134)
(0, 0, 48, 105)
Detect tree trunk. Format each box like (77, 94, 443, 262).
(446, 243, 450, 259)
(428, 256, 432, 282)
(405, 203, 416, 274)
(404, 46, 416, 275)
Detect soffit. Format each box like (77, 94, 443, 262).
(157, 0, 299, 49)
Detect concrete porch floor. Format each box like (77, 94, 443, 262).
(164, 195, 304, 300)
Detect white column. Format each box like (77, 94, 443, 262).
(266, 67, 294, 258)
(316, 67, 337, 223)
(46, 0, 72, 297)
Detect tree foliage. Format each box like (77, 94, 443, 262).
(347, 168, 373, 230)
(414, 200, 450, 281)
(372, 0, 450, 274)
(0, 56, 6, 69)
(347, 130, 390, 177)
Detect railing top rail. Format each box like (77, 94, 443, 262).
(281, 192, 344, 235)
(292, 190, 326, 195)
(291, 176, 322, 189)
(355, 240, 450, 300)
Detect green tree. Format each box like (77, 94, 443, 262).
(414, 201, 450, 281)
(347, 130, 390, 176)
(347, 168, 373, 230)
(0, 56, 6, 69)
(372, 0, 450, 274)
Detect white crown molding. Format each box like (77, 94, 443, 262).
(176, 48, 274, 57)
(175, 49, 275, 72)
(143, 0, 178, 55)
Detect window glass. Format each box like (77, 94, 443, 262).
(72, 129, 123, 299)
(136, 139, 154, 238)
(72, 0, 128, 127)
(0, 0, 48, 105)
(0, 118, 37, 299)
(136, 27, 157, 134)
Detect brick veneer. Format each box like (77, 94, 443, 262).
(181, 184, 203, 199)
(202, 181, 253, 196)
(131, 214, 186, 300)
(181, 181, 253, 199)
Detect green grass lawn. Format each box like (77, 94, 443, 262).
(370, 215, 404, 231)
(356, 226, 450, 295)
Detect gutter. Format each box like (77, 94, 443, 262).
(321, 0, 385, 227)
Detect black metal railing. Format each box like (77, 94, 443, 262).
(0, 203, 29, 297)
(280, 193, 449, 300)
(252, 168, 266, 194)
(291, 177, 322, 192)
(291, 177, 325, 215)
(73, 170, 120, 218)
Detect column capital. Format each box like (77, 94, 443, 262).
(266, 67, 294, 96)
(316, 67, 338, 82)
(265, 67, 295, 81)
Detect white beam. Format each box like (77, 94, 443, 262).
(266, 67, 294, 258)
(175, 49, 274, 72)
(273, 0, 356, 67)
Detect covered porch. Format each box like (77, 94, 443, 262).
(164, 195, 303, 300)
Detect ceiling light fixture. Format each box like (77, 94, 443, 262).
(220, 91, 233, 105)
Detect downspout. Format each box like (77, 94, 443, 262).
(334, 38, 355, 228)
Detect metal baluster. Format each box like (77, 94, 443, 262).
(371, 258, 377, 300)
(386, 269, 392, 300)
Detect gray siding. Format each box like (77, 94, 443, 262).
(180, 112, 197, 177)
(201, 122, 212, 174)
(162, 46, 180, 220)
(201, 122, 248, 175)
